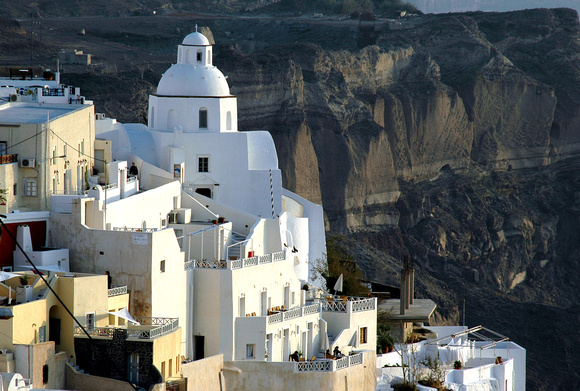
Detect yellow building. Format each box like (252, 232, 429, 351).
(0, 271, 182, 389)
(0, 102, 95, 213)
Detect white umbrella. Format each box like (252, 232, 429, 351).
(333, 274, 344, 293)
(22, 264, 67, 273)
(320, 332, 330, 352)
(0, 271, 20, 281)
(348, 330, 359, 348)
(105, 307, 140, 325)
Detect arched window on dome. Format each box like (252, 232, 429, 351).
(199, 108, 208, 129)
(226, 111, 232, 130)
(197, 50, 202, 63)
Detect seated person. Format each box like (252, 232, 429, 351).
(333, 346, 343, 358)
(290, 351, 300, 362)
(325, 349, 334, 359)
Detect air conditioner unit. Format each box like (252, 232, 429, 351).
(9, 94, 18, 102)
(20, 158, 35, 168)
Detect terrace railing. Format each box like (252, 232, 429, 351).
(320, 297, 376, 314)
(266, 303, 320, 325)
(192, 251, 286, 271)
(295, 353, 364, 373)
(108, 285, 127, 297)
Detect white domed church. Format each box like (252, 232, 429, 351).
(97, 30, 325, 283)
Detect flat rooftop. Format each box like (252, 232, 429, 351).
(0, 103, 85, 124)
(378, 298, 437, 322)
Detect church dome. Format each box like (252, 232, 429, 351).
(182, 31, 210, 46)
(156, 63, 230, 97)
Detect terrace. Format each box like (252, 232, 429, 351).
(295, 352, 364, 372)
(74, 317, 178, 340)
(185, 250, 286, 271)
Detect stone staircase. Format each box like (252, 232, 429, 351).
(227, 232, 247, 259)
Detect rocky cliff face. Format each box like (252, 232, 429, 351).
(214, 9, 580, 390)
(219, 8, 580, 233)
(54, 8, 580, 389)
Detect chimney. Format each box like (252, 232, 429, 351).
(400, 257, 415, 315)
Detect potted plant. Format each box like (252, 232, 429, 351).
(495, 356, 503, 365)
(453, 360, 462, 370)
(218, 216, 225, 224)
(211, 219, 218, 225)
(19, 274, 30, 286)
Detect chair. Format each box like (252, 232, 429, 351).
(246, 313, 250, 317)
(310, 356, 316, 362)
(251, 312, 256, 316)
(281, 305, 286, 311)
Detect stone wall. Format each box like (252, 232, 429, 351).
(181, 354, 224, 391)
(222, 351, 376, 391)
(74, 329, 161, 389)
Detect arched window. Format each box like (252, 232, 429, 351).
(226, 111, 232, 130)
(150, 107, 155, 128)
(208, 49, 212, 65)
(197, 50, 202, 63)
(199, 108, 208, 129)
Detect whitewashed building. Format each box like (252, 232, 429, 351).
(87, 30, 378, 389)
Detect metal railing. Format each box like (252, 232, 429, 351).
(194, 259, 226, 269)
(320, 297, 376, 313)
(73, 317, 178, 340)
(108, 285, 127, 297)
(192, 251, 286, 271)
(112, 227, 157, 233)
(295, 353, 364, 372)
(0, 154, 17, 164)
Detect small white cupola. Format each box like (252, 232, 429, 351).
(148, 28, 238, 134)
(178, 26, 212, 67)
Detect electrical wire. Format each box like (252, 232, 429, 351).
(0, 215, 139, 391)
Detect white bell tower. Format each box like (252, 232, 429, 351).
(148, 28, 237, 134)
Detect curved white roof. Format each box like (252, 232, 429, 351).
(182, 31, 210, 46)
(157, 64, 231, 97)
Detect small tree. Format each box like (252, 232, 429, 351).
(313, 235, 369, 296)
(419, 356, 446, 389)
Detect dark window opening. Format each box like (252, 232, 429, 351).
(195, 188, 212, 198)
(198, 157, 209, 172)
(42, 365, 48, 384)
(199, 109, 208, 129)
(197, 51, 202, 62)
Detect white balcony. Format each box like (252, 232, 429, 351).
(74, 317, 178, 340)
(295, 352, 364, 372)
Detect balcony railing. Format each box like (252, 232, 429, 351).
(191, 251, 286, 271)
(267, 303, 320, 325)
(295, 353, 364, 372)
(73, 317, 178, 340)
(320, 297, 376, 313)
(0, 154, 17, 165)
(108, 285, 127, 297)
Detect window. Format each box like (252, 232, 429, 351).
(160, 260, 166, 273)
(13, 183, 16, 195)
(197, 50, 202, 62)
(246, 344, 255, 359)
(39, 325, 46, 343)
(198, 156, 209, 172)
(226, 111, 232, 130)
(85, 313, 95, 331)
(359, 327, 368, 345)
(42, 365, 48, 384)
(0, 141, 6, 155)
(199, 108, 208, 129)
(24, 179, 37, 197)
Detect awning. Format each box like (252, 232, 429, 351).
(0, 271, 20, 281)
(105, 307, 140, 325)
